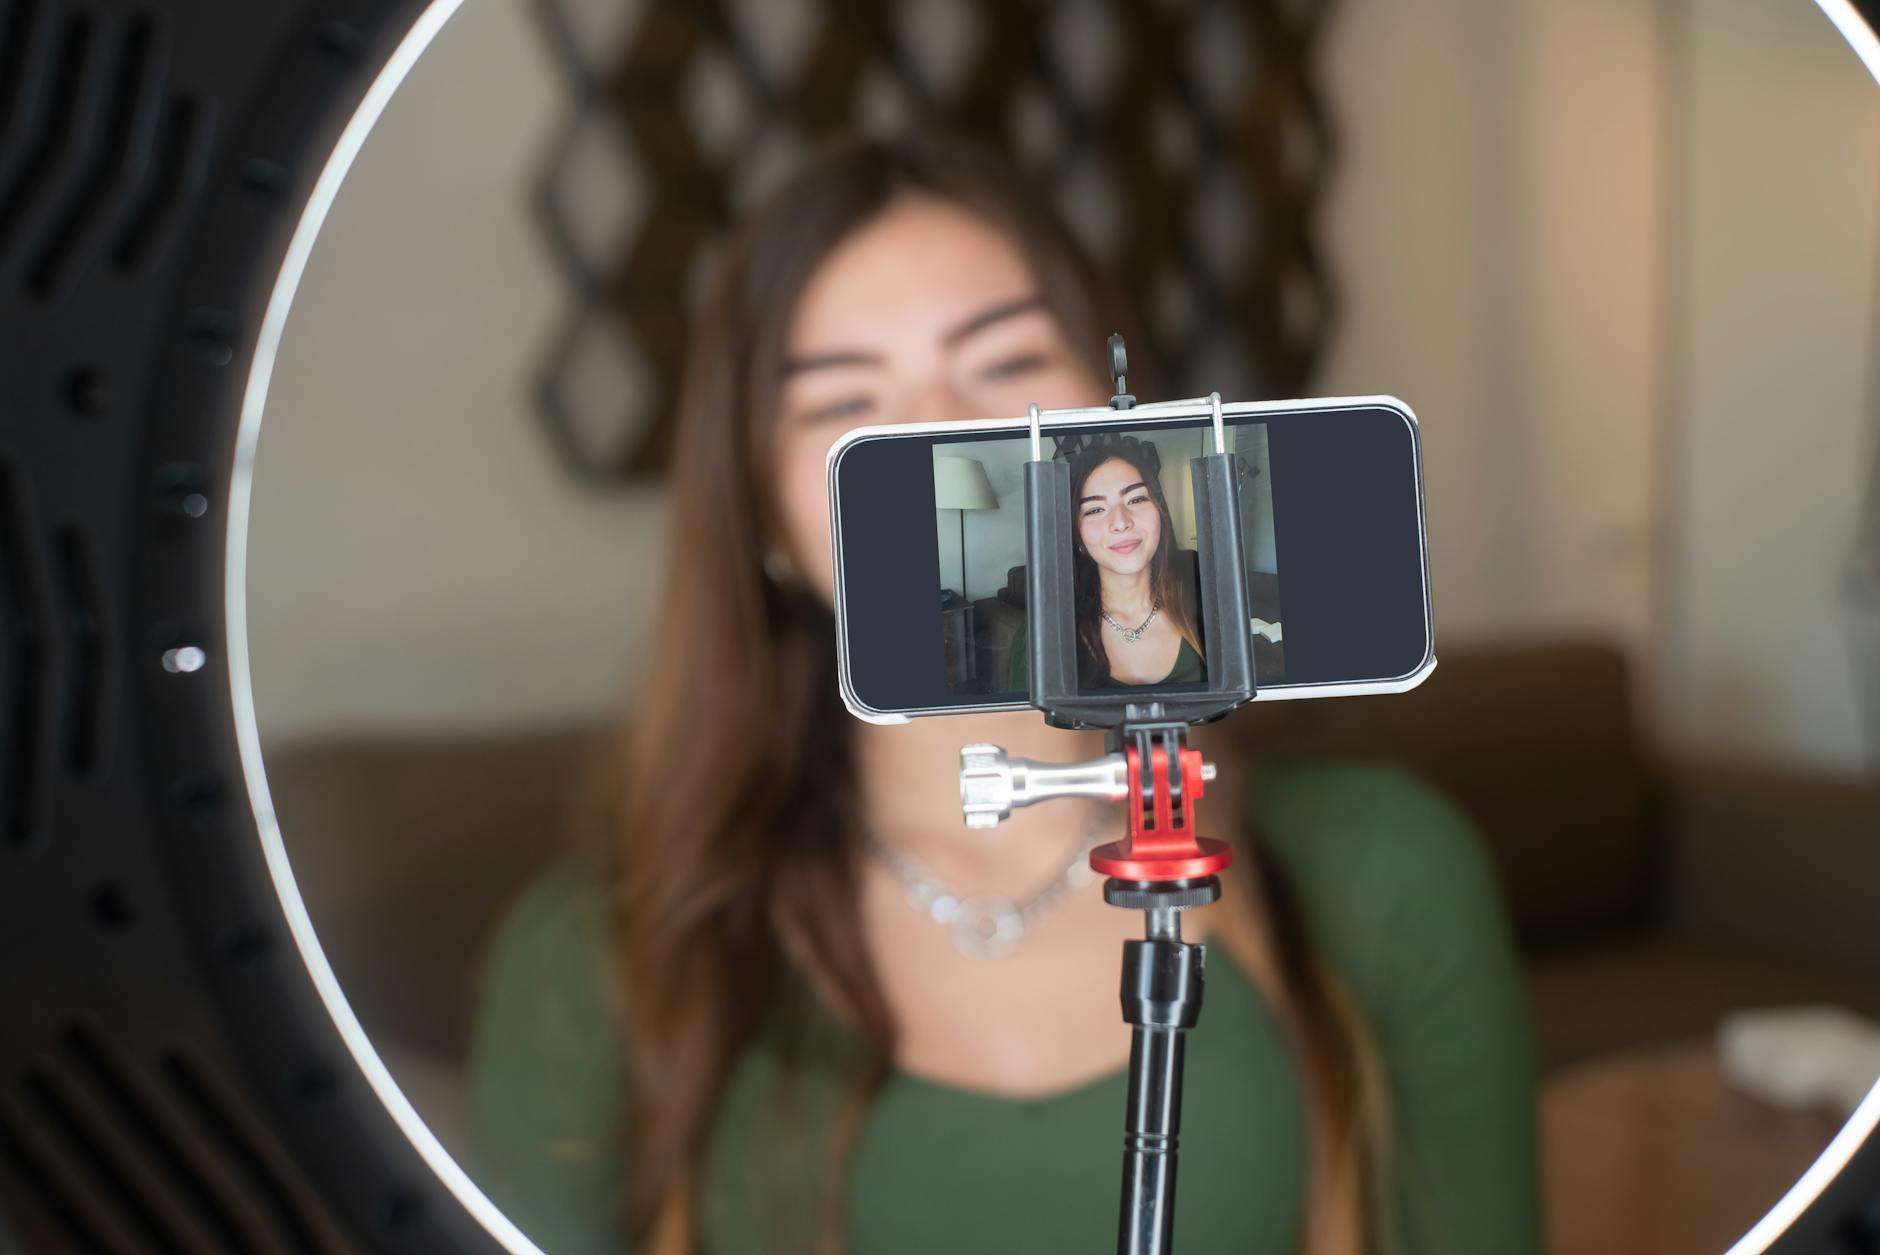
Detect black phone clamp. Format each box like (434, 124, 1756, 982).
(957, 339, 1257, 1255)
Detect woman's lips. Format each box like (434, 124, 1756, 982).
(1108, 538, 1142, 555)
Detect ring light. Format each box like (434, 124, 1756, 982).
(0, 1, 519, 1249)
(0, 2, 1875, 1251)
(220, 0, 528, 1250)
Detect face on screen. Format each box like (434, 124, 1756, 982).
(931, 420, 1283, 697)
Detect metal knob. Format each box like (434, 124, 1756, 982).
(959, 743, 1130, 828)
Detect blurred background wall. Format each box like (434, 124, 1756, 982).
(1663, 0, 1879, 773)
(249, 0, 1879, 776)
(1322, 0, 1664, 659)
(248, 0, 654, 745)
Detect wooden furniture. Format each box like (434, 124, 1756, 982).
(1543, 1039, 1849, 1255)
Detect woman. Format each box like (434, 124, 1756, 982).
(1013, 431, 1207, 690)
(469, 133, 1538, 1255)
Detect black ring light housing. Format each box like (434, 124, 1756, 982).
(2, 2, 1879, 1252)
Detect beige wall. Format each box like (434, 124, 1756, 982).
(1324, 0, 1878, 774)
(1658, 0, 1879, 773)
(247, 0, 662, 747)
(1319, 0, 1666, 653)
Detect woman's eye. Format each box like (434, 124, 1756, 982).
(1081, 504, 1104, 518)
(980, 352, 1049, 382)
(1127, 493, 1151, 507)
(801, 396, 876, 425)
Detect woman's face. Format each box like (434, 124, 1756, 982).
(770, 194, 1104, 599)
(1076, 456, 1161, 578)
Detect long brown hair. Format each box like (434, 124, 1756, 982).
(607, 132, 1390, 1253)
(1060, 431, 1205, 687)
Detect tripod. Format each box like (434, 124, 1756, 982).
(962, 720, 1230, 1255)
(956, 337, 1255, 1255)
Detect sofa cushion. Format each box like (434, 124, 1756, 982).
(1227, 639, 1662, 949)
(1528, 933, 1880, 1072)
(262, 725, 604, 1060)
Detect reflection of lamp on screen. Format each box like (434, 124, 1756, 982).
(935, 455, 998, 597)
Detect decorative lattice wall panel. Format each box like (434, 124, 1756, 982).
(530, 0, 1337, 483)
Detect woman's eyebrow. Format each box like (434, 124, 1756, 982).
(1079, 480, 1147, 505)
(783, 294, 1047, 374)
(781, 349, 883, 376)
(943, 294, 1048, 346)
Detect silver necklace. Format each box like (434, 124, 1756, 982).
(866, 830, 1103, 959)
(1101, 595, 1162, 643)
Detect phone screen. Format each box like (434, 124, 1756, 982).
(832, 400, 1431, 720)
(933, 422, 1271, 697)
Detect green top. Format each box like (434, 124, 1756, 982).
(1007, 634, 1205, 690)
(467, 760, 1540, 1255)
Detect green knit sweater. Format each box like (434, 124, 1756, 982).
(467, 760, 1540, 1254)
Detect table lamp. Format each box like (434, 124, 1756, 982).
(934, 454, 998, 599)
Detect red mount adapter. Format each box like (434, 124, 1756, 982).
(1088, 730, 1234, 882)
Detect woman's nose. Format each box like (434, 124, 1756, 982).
(1109, 508, 1132, 532)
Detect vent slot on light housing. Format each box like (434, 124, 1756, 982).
(160, 1052, 329, 1255)
(0, 461, 49, 849)
(0, 2, 210, 297)
(0, 1029, 339, 1254)
(18, 1065, 192, 1253)
(52, 523, 105, 775)
(24, 15, 157, 298)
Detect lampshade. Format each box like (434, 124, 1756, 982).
(934, 455, 998, 510)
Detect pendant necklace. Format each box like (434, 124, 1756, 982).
(865, 826, 1105, 959)
(1101, 595, 1162, 643)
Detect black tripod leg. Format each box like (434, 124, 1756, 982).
(1119, 1022, 1188, 1254)
(1115, 927, 1207, 1255)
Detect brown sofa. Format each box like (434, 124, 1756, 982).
(1237, 640, 1880, 1069)
(263, 638, 1880, 1146)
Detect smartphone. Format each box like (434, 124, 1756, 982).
(828, 396, 1433, 723)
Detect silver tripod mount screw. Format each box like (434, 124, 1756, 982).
(959, 743, 1130, 828)
(958, 743, 1221, 829)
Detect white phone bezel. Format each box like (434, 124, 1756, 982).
(826, 394, 1435, 725)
